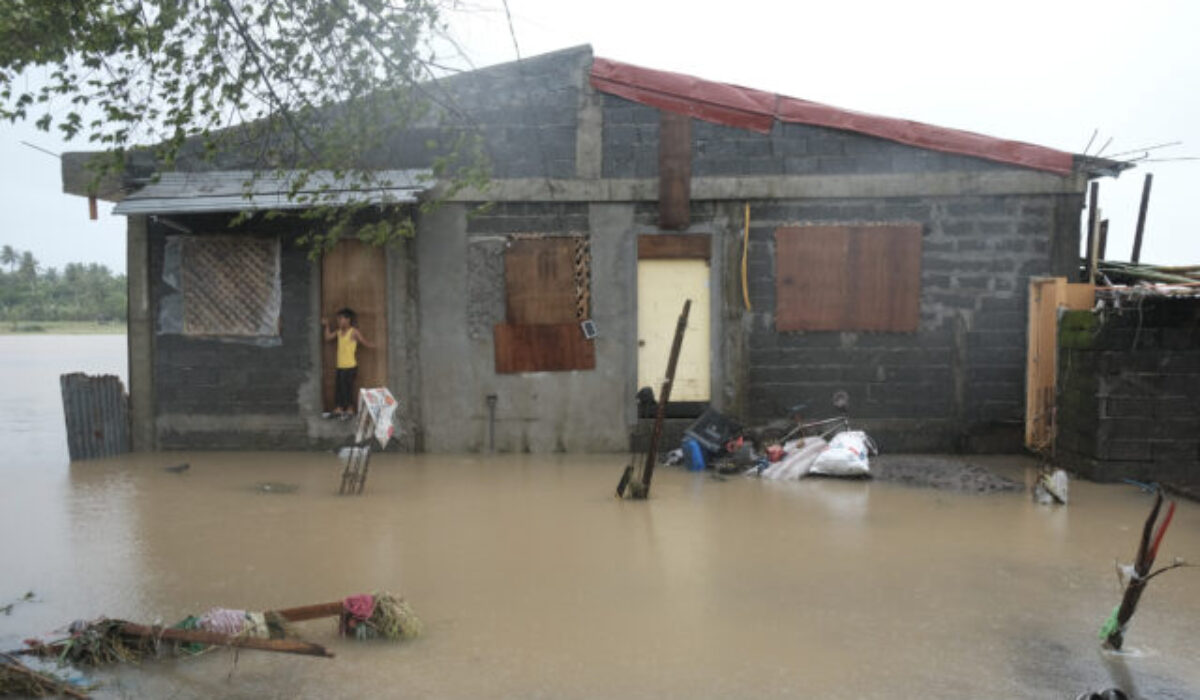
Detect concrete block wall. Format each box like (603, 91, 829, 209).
(416, 201, 637, 453)
(601, 95, 1031, 179)
(741, 194, 1082, 452)
(147, 215, 314, 449)
(1057, 301, 1200, 494)
(369, 47, 591, 178)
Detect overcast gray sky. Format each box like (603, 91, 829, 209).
(2, 0, 1196, 274)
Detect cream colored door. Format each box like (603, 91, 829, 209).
(637, 259, 710, 401)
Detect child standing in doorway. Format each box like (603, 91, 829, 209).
(322, 308, 374, 419)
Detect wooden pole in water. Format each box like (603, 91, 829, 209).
(638, 299, 691, 498)
(272, 601, 344, 622)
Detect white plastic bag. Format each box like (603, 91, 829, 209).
(808, 430, 875, 477)
(760, 437, 827, 480)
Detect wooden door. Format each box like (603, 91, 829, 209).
(637, 258, 710, 402)
(322, 240, 387, 411)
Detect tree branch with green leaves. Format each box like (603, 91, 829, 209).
(0, 0, 490, 255)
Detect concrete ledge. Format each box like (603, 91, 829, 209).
(439, 170, 1088, 203)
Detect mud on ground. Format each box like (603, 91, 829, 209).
(871, 454, 1025, 493)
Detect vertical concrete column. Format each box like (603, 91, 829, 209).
(126, 215, 155, 451)
(574, 49, 603, 180)
(415, 204, 470, 452)
(588, 203, 637, 441)
(386, 238, 423, 451)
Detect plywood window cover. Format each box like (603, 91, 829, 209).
(774, 223, 922, 332)
(180, 235, 281, 337)
(494, 323, 596, 373)
(504, 235, 591, 324)
(498, 234, 594, 373)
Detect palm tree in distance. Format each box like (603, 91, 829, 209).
(0, 245, 16, 273)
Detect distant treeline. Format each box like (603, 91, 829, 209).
(0, 245, 125, 322)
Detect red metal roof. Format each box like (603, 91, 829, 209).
(590, 57, 1075, 176)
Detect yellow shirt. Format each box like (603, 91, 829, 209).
(336, 329, 358, 369)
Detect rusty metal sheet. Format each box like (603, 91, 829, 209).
(505, 238, 579, 325)
(181, 236, 281, 336)
(658, 111, 692, 230)
(60, 373, 129, 461)
(590, 57, 1074, 175)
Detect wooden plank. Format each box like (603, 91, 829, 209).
(846, 225, 921, 332)
(658, 111, 692, 230)
(1083, 181, 1099, 282)
(1131, 173, 1153, 264)
(505, 238, 578, 325)
(775, 226, 849, 331)
(494, 323, 595, 373)
(321, 240, 388, 411)
(637, 234, 711, 260)
(1025, 278, 1095, 450)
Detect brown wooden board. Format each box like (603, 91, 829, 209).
(1025, 278, 1094, 450)
(775, 224, 921, 332)
(846, 225, 922, 332)
(775, 226, 849, 331)
(658, 111, 692, 230)
(505, 238, 578, 324)
(494, 323, 596, 373)
(637, 234, 711, 260)
(321, 239, 388, 411)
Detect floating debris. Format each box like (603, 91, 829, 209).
(338, 592, 422, 641)
(254, 482, 299, 494)
(0, 653, 90, 698)
(1, 590, 35, 616)
(13, 618, 333, 667)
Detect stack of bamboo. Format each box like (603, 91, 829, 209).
(1099, 262, 1200, 286)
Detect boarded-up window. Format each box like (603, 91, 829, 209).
(775, 224, 921, 332)
(494, 236, 594, 373)
(160, 235, 281, 338)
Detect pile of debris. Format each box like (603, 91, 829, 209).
(1, 591, 420, 698)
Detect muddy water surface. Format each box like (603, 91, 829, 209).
(1, 336, 1198, 699)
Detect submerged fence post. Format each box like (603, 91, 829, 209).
(60, 373, 130, 461)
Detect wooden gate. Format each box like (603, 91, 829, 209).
(1025, 278, 1094, 452)
(322, 240, 388, 411)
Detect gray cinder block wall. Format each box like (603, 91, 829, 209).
(603, 94, 1084, 452)
(1057, 301, 1200, 494)
(147, 215, 316, 449)
(125, 45, 1090, 453)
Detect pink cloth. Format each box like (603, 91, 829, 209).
(343, 594, 375, 621)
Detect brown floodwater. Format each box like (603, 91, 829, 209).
(1, 336, 1198, 699)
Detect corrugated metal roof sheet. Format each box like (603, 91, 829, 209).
(112, 169, 430, 215)
(590, 57, 1076, 176)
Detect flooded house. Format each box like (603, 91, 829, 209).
(59, 45, 1127, 454)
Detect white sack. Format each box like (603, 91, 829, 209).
(808, 430, 875, 477)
